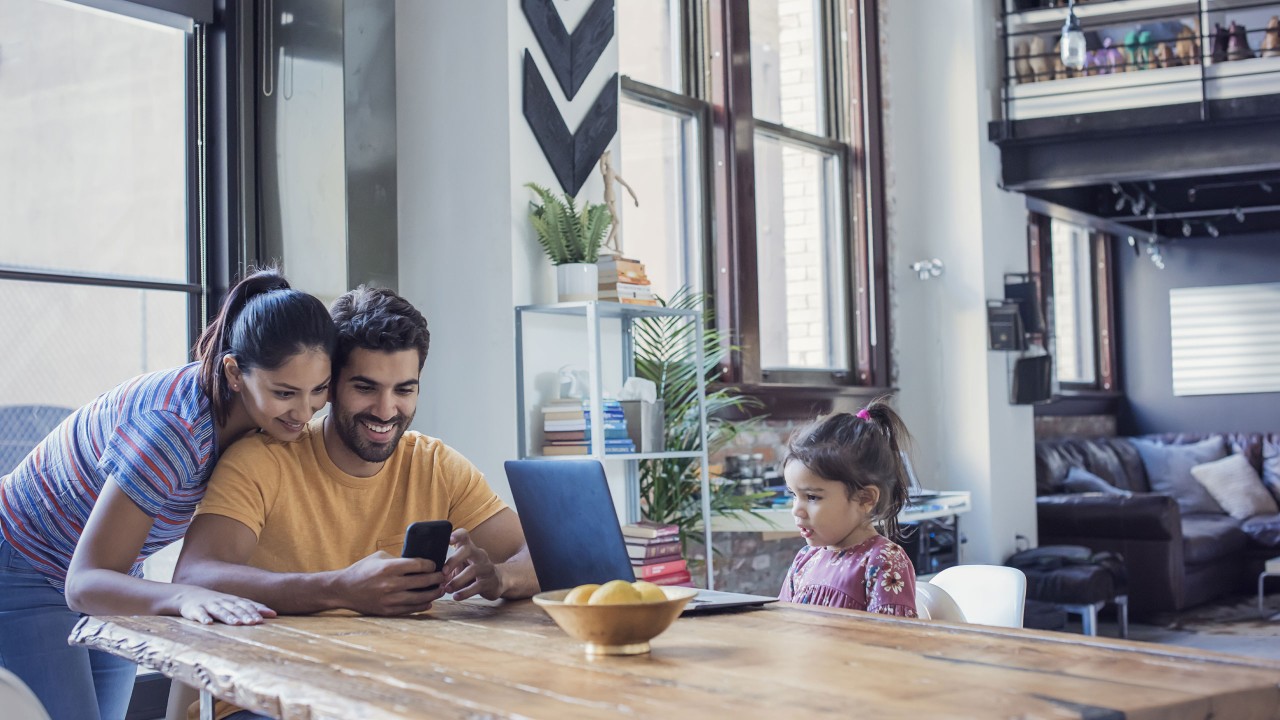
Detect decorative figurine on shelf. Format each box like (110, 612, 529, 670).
(598, 150, 638, 257)
(1176, 23, 1200, 66)
(558, 364, 589, 400)
(1228, 21, 1256, 62)
(1013, 40, 1033, 84)
(1263, 17, 1280, 58)
(1028, 36, 1049, 82)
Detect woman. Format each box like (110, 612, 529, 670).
(0, 268, 337, 720)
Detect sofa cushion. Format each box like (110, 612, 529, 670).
(1190, 453, 1279, 521)
(1263, 439, 1280, 505)
(1181, 514, 1248, 565)
(1241, 514, 1280, 548)
(1062, 466, 1133, 497)
(1131, 436, 1227, 516)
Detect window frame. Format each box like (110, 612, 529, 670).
(628, 0, 888, 414)
(1028, 212, 1118, 404)
(618, 76, 716, 302)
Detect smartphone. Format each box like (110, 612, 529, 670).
(402, 520, 453, 591)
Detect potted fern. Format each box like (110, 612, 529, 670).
(526, 183, 611, 302)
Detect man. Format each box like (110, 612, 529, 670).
(174, 285, 538, 623)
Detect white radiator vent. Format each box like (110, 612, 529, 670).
(1170, 282, 1280, 397)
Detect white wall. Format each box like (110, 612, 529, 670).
(396, 0, 619, 505)
(882, 0, 1037, 563)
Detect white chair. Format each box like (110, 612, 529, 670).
(0, 667, 52, 720)
(915, 581, 967, 623)
(929, 565, 1027, 629)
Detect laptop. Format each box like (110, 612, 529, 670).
(504, 459, 777, 614)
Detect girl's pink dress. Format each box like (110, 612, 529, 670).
(779, 535, 918, 616)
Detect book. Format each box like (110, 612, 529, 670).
(540, 442, 636, 456)
(650, 570, 693, 586)
(621, 520, 680, 540)
(542, 430, 586, 441)
(634, 559, 688, 580)
(626, 539, 682, 560)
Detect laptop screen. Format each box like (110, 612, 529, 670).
(504, 459, 636, 591)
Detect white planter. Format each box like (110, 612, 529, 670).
(556, 262, 599, 302)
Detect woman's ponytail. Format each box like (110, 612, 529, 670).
(194, 268, 294, 425)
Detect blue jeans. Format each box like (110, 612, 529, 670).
(0, 535, 136, 720)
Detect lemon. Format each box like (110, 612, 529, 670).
(631, 581, 667, 603)
(564, 583, 600, 605)
(587, 579, 642, 605)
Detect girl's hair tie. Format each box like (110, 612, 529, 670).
(856, 408, 871, 420)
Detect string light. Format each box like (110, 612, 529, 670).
(1060, 0, 1087, 70)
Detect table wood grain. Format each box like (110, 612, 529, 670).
(71, 600, 1280, 719)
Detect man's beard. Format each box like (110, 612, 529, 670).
(332, 407, 413, 463)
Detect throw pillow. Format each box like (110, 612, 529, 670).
(1262, 438, 1280, 505)
(1061, 466, 1133, 497)
(1190, 453, 1279, 521)
(1130, 436, 1227, 515)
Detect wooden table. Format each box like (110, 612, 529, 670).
(71, 600, 1280, 719)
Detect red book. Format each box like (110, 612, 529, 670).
(630, 551, 682, 566)
(626, 540, 681, 560)
(650, 570, 693, 586)
(635, 559, 688, 579)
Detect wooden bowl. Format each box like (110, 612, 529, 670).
(532, 586, 699, 655)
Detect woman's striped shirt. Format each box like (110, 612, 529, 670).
(0, 363, 216, 590)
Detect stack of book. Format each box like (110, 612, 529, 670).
(622, 521, 693, 586)
(598, 256, 657, 306)
(541, 399, 636, 455)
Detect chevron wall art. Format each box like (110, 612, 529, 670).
(521, 0, 617, 197)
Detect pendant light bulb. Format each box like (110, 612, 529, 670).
(1060, 1, 1087, 70)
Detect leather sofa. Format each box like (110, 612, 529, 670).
(1035, 433, 1280, 616)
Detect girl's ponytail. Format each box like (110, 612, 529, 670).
(858, 398, 914, 541)
(194, 268, 293, 425)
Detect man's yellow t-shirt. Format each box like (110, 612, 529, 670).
(196, 418, 507, 575)
(193, 419, 507, 720)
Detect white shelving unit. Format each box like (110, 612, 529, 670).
(1002, 0, 1280, 120)
(513, 301, 716, 589)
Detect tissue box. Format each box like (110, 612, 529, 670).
(620, 400, 664, 453)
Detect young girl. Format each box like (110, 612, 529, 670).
(779, 400, 918, 616)
(0, 268, 337, 720)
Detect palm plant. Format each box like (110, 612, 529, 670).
(633, 288, 766, 547)
(525, 182, 610, 265)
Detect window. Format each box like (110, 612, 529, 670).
(1049, 221, 1096, 385)
(0, 0, 214, 413)
(619, 0, 886, 395)
(1030, 214, 1115, 393)
(618, 0, 708, 302)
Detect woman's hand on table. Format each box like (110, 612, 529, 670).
(176, 587, 277, 625)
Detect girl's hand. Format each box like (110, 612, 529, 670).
(176, 587, 277, 625)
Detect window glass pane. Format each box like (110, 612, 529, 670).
(619, 98, 704, 301)
(618, 0, 683, 92)
(754, 133, 846, 371)
(0, 0, 189, 283)
(1050, 221, 1096, 384)
(749, 0, 825, 135)
(0, 280, 190, 409)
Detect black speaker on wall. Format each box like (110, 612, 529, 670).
(1011, 354, 1053, 405)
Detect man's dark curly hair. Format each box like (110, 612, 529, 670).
(329, 285, 431, 374)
